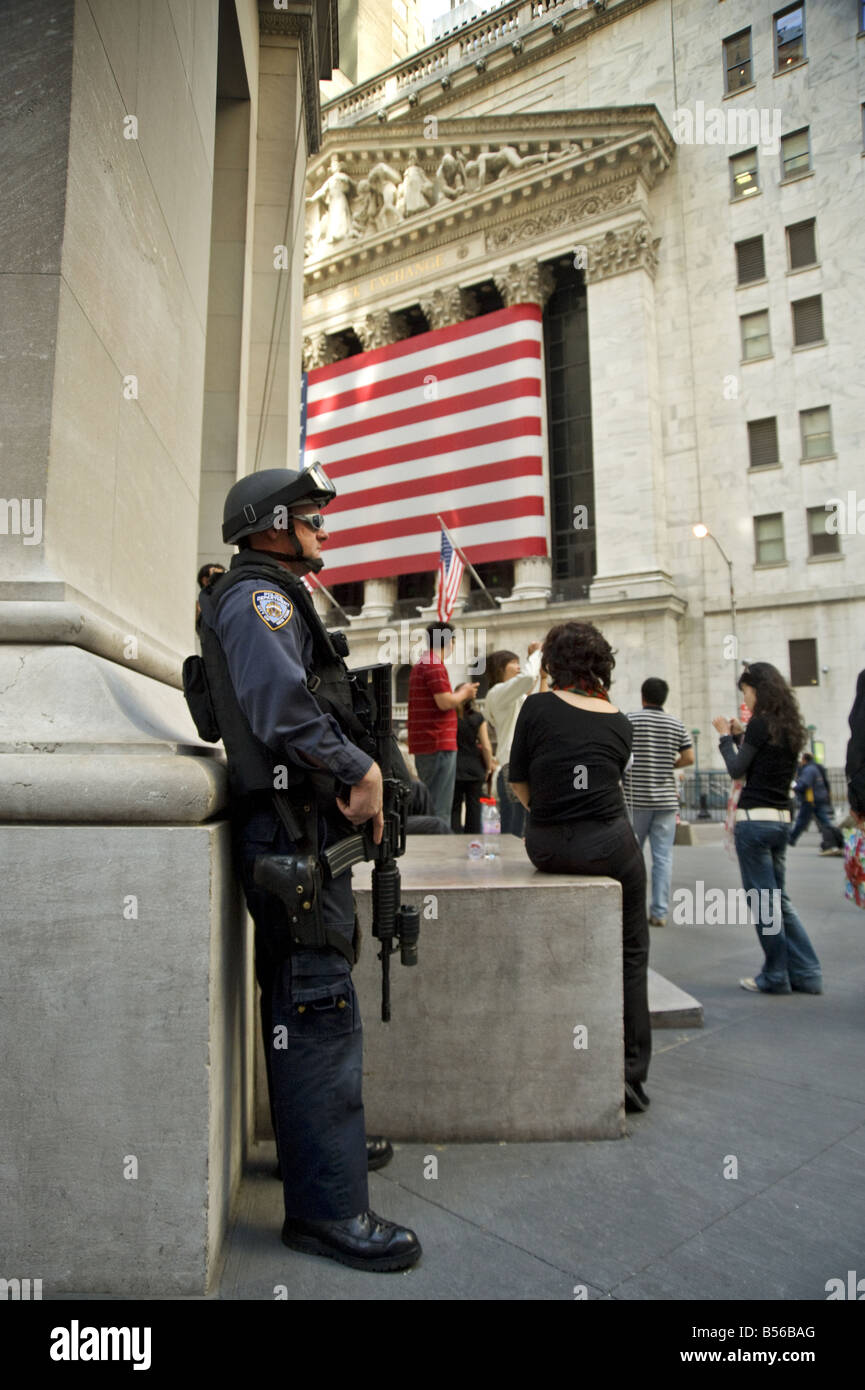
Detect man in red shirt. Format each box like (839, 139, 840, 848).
(408, 623, 478, 821)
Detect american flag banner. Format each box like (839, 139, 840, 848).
(437, 527, 465, 622)
(300, 571, 319, 594)
(301, 304, 548, 588)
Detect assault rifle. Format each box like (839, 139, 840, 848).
(324, 663, 419, 1021)
(253, 663, 419, 1021)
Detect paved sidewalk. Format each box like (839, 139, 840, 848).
(219, 832, 865, 1301)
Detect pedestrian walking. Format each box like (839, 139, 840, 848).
(625, 678, 694, 925)
(713, 662, 822, 995)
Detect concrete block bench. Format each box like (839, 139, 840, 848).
(352, 837, 625, 1142)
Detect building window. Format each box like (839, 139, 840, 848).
(792, 295, 824, 346)
(755, 512, 786, 565)
(735, 235, 766, 284)
(392, 20, 407, 48)
(786, 218, 817, 270)
(748, 417, 779, 468)
(789, 638, 818, 687)
(544, 259, 596, 597)
(724, 29, 753, 92)
(394, 0, 408, 19)
(807, 506, 840, 557)
(780, 127, 811, 178)
(800, 405, 833, 460)
(730, 147, 759, 198)
(741, 310, 771, 360)
(861, 1, 865, 34)
(774, 4, 805, 71)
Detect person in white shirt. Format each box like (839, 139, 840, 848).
(484, 643, 543, 836)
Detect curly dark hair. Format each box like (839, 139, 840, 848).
(738, 661, 807, 754)
(542, 621, 616, 692)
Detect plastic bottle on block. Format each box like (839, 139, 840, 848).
(480, 797, 501, 858)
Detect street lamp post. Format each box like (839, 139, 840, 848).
(693, 523, 739, 710)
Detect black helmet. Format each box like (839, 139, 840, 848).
(222, 463, 336, 544)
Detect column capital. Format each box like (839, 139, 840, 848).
(419, 286, 478, 331)
(582, 220, 660, 285)
(302, 331, 349, 372)
(493, 260, 555, 311)
(353, 310, 410, 352)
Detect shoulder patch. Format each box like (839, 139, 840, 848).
(252, 590, 293, 630)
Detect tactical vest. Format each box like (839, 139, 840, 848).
(185, 551, 375, 802)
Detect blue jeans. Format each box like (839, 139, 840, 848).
(415, 750, 458, 823)
(734, 819, 822, 993)
(497, 766, 526, 838)
(788, 799, 833, 845)
(631, 807, 677, 919)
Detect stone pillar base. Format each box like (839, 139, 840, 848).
(0, 822, 249, 1294)
(499, 555, 552, 607)
(589, 569, 679, 605)
(359, 576, 397, 622)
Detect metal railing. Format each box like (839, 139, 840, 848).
(678, 769, 851, 822)
(322, 0, 577, 129)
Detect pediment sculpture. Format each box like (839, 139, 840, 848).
(305, 144, 555, 257)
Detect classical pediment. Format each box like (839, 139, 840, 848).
(303, 108, 673, 290)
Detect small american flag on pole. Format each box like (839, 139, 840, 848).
(437, 527, 465, 622)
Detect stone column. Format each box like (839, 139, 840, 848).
(419, 286, 478, 330)
(353, 309, 410, 351)
(493, 260, 555, 607)
(492, 259, 555, 310)
(583, 221, 674, 603)
(302, 331, 348, 371)
(359, 576, 397, 620)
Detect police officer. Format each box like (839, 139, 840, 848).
(196, 464, 421, 1272)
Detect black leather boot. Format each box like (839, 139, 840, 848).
(281, 1210, 421, 1272)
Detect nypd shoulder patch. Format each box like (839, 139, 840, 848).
(252, 590, 293, 630)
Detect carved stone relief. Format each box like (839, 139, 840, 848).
(492, 260, 556, 310)
(419, 286, 478, 330)
(305, 144, 565, 257)
(302, 332, 349, 372)
(353, 310, 411, 351)
(485, 181, 637, 252)
(582, 222, 661, 283)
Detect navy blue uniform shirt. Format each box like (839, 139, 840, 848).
(213, 575, 373, 786)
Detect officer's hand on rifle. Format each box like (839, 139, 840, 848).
(336, 762, 384, 844)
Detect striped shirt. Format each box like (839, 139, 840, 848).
(623, 707, 692, 810)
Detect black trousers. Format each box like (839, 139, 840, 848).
(452, 778, 484, 833)
(235, 802, 369, 1221)
(525, 815, 651, 1086)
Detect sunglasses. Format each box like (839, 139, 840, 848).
(290, 512, 327, 531)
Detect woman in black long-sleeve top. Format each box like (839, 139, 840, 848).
(713, 661, 822, 994)
(508, 620, 651, 1114)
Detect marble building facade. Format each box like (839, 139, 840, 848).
(299, 0, 864, 766)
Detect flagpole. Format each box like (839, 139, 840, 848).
(435, 515, 502, 610)
(308, 574, 352, 625)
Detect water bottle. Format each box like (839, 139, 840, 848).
(480, 797, 501, 858)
